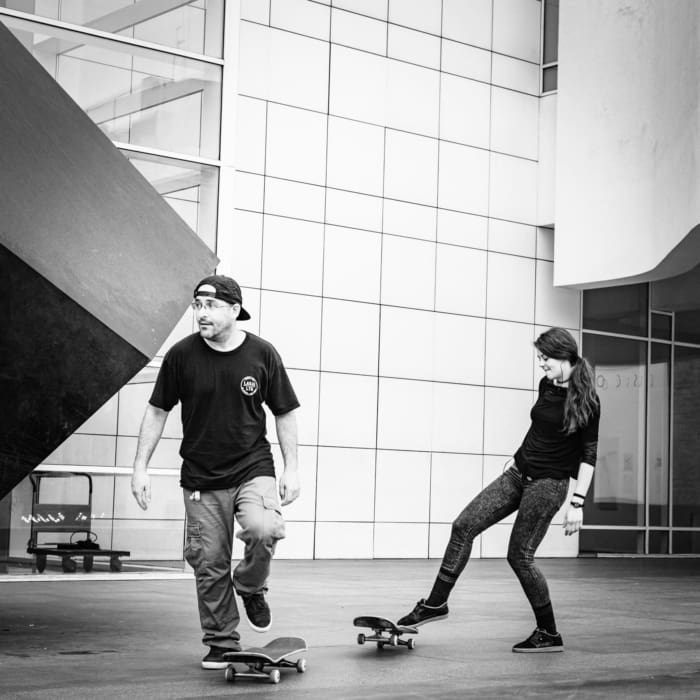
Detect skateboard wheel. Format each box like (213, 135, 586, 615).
(268, 669, 281, 684)
(389, 634, 399, 647)
(357, 633, 366, 645)
(407, 638, 416, 650)
(296, 658, 307, 673)
(36, 554, 46, 573)
(224, 666, 236, 682)
(83, 554, 94, 572)
(377, 642, 385, 650)
(109, 556, 122, 572)
(62, 556, 77, 573)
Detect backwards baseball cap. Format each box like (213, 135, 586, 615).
(193, 274, 251, 321)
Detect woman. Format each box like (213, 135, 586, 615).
(398, 327, 600, 652)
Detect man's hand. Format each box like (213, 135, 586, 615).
(131, 470, 151, 511)
(279, 469, 300, 506)
(563, 505, 583, 536)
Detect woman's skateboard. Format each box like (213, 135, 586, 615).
(353, 616, 418, 650)
(222, 636, 307, 684)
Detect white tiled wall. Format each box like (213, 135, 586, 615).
(223, 0, 582, 560)
(56, 0, 579, 562)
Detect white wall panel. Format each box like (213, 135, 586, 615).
(259, 291, 322, 370)
(375, 450, 431, 521)
(484, 319, 535, 390)
(316, 447, 376, 520)
(388, 0, 442, 35)
(388, 24, 440, 69)
(323, 225, 382, 303)
(381, 235, 436, 311)
(262, 216, 324, 295)
(492, 0, 541, 63)
(270, 0, 330, 40)
(535, 261, 581, 330)
(384, 129, 438, 206)
(265, 103, 327, 185)
(332, 7, 386, 55)
(321, 298, 380, 375)
(327, 116, 385, 196)
(318, 373, 378, 448)
(486, 252, 536, 323)
(442, 0, 493, 49)
(430, 453, 483, 522)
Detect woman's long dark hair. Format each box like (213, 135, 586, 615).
(535, 327, 598, 434)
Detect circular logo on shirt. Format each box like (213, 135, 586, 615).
(240, 376, 259, 396)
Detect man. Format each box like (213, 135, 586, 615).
(131, 274, 300, 670)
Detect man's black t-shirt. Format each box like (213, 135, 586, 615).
(149, 332, 300, 490)
(514, 376, 600, 480)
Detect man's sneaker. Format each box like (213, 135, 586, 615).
(397, 599, 449, 627)
(512, 628, 564, 653)
(241, 592, 271, 633)
(202, 645, 236, 670)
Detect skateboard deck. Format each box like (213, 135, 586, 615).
(222, 636, 307, 684)
(353, 616, 418, 650)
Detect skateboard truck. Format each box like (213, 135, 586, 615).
(353, 616, 418, 650)
(223, 636, 307, 684)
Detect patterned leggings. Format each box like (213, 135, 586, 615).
(440, 466, 569, 610)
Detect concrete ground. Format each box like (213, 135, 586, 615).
(1, 558, 700, 699)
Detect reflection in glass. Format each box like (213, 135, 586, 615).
(582, 284, 648, 337)
(648, 343, 670, 526)
(121, 149, 218, 250)
(650, 312, 672, 341)
(648, 530, 668, 554)
(672, 531, 700, 554)
(651, 264, 700, 343)
(673, 346, 700, 527)
(1, 0, 224, 56)
(579, 529, 644, 555)
(4, 15, 221, 158)
(583, 333, 646, 527)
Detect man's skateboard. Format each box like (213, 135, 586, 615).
(353, 616, 418, 650)
(222, 636, 307, 684)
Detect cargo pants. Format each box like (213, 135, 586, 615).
(183, 475, 286, 649)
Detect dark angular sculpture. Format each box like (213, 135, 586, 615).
(0, 21, 218, 499)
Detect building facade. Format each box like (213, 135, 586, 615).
(1, 0, 696, 573)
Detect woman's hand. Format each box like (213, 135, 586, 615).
(563, 505, 583, 536)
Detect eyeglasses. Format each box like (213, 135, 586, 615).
(191, 299, 234, 312)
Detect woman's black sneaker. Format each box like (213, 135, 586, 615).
(397, 599, 448, 627)
(512, 628, 564, 653)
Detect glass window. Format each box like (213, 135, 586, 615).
(648, 530, 668, 554)
(672, 345, 700, 527)
(651, 264, 700, 343)
(542, 0, 559, 64)
(674, 311, 700, 344)
(4, 15, 221, 159)
(582, 284, 649, 337)
(579, 529, 644, 555)
(542, 65, 558, 93)
(672, 531, 700, 554)
(121, 150, 219, 250)
(541, 0, 558, 92)
(1, 0, 224, 57)
(650, 312, 672, 340)
(582, 333, 646, 527)
(648, 343, 670, 526)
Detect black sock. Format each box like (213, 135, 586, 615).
(426, 569, 456, 607)
(534, 602, 557, 634)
